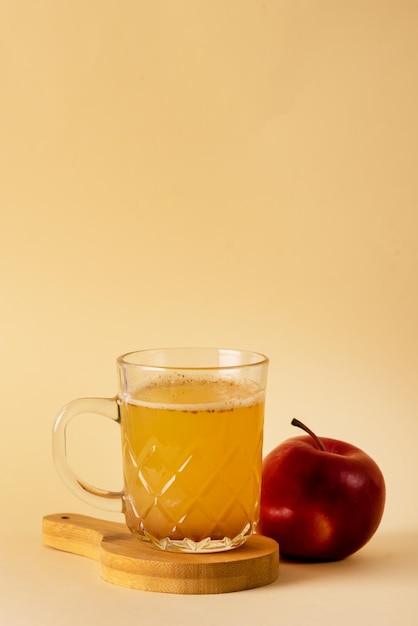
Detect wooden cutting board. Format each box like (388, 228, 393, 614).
(43, 513, 279, 594)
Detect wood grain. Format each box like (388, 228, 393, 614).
(43, 513, 279, 594)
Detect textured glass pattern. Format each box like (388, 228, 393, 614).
(121, 385, 264, 553)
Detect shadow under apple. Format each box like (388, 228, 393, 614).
(273, 528, 418, 587)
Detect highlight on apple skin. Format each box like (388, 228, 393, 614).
(259, 419, 386, 561)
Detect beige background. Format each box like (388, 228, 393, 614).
(1, 1, 417, 624)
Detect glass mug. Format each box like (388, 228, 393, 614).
(53, 348, 269, 553)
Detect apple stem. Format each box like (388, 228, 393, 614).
(291, 418, 326, 452)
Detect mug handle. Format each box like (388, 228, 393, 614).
(52, 397, 123, 512)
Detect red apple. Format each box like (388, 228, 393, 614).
(259, 419, 386, 561)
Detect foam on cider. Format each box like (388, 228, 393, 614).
(121, 375, 264, 412)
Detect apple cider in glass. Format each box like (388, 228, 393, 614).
(120, 375, 264, 552)
(53, 348, 268, 553)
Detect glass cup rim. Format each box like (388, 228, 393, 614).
(117, 347, 269, 371)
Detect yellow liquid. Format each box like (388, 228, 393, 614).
(120, 376, 264, 549)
